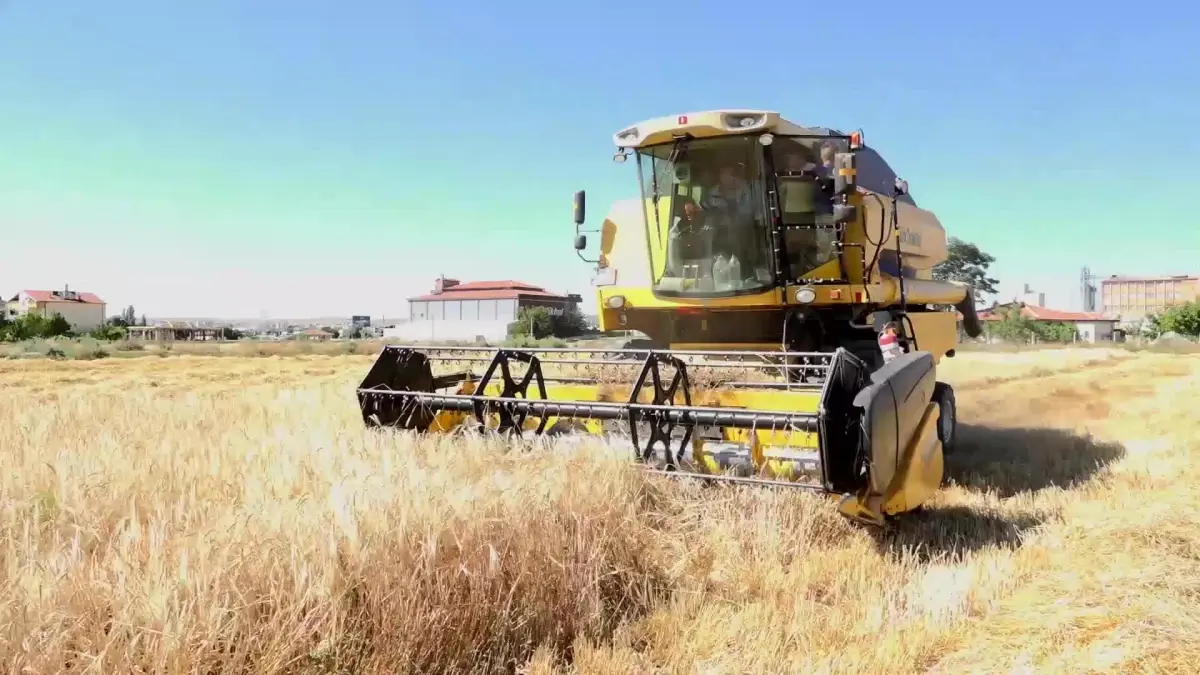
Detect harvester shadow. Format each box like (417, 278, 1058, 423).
(873, 424, 1126, 563)
(877, 506, 1045, 564)
(945, 423, 1127, 498)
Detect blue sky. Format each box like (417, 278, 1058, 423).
(1, 1, 1197, 318)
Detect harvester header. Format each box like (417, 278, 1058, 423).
(359, 107, 984, 527)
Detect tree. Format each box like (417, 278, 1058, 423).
(987, 306, 1035, 343)
(986, 306, 1078, 343)
(509, 306, 555, 339)
(45, 314, 73, 337)
(1139, 316, 1162, 340)
(1030, 321, 1077, 343)
(1152, 301, 1200, 338)
(932, 237, 999, 304)
(1, 314, 44, 341)
(551, 305, 588, 338)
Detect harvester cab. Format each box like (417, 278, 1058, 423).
(359, 110, 984, 527)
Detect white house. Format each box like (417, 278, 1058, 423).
(7, 287, 107, 332)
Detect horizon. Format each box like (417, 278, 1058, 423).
(2, 2, 1197, 318)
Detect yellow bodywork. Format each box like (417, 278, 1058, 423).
(836, 403, 945, 526)
(593, 185, 971, 363)
(590, 109, 974, 523)
(425, 378, 821, 467)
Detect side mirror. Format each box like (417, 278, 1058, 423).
(832, 152, 858, 196)
(894, 178, 909, 196)
(574, 234, 587, 251)
(573, 190, 586, 226)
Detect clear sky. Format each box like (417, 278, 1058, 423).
(2, 1, 1197, 318)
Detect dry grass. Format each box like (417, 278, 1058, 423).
(2, 347, 1199, 673)
(0, 337, 580, 361)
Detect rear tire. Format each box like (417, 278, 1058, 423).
(933, 381, 957, 455)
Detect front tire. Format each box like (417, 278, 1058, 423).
(933, 381, 957, 455)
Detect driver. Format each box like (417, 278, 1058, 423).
(698, 164, 759, 268)
(666, 193, 710, 273)
(701, 164, 756, 219)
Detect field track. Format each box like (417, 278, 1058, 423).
(2, 346, 1198, 673)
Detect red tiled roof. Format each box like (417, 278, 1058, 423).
(446, 280, 543, 291)
(20, 290, 105, 305)
(1102, 275, 1199, 284)
(977, 303, 1112, 323)
(409, 280, 571, 303)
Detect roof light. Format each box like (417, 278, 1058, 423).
(849, 129, 864, 149)
(724, 113, 765, 130)
(678, 115, 689, 124)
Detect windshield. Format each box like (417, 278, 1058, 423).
(772, 135, 849, 282)
(636, 135, 773, 296)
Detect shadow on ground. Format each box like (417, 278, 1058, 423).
(876, 506, 1046, 564)
(946, 423, 1127, 498)
(871, 424, 1125, 562)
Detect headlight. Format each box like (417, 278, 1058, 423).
(795, 287, 817, 304)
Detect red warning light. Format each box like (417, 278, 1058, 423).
(678, 115, 688, 125)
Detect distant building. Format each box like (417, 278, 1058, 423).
(6, 287, 107, 332)
(1101, 275, 1200, 324)
(978, 302, 1117, 343)
(298, 328, 335, 341)
(383, 277, 581, 342)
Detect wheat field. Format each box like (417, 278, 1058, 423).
(1, 346, 1198, 674)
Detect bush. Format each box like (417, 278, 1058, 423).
(90, 324, 127, 341)
(0, 313, 75, 341)
(987, 307, 1079, 344)
(508, 305, 588, 340)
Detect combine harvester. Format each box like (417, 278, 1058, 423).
(358, 110, 983, 526)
